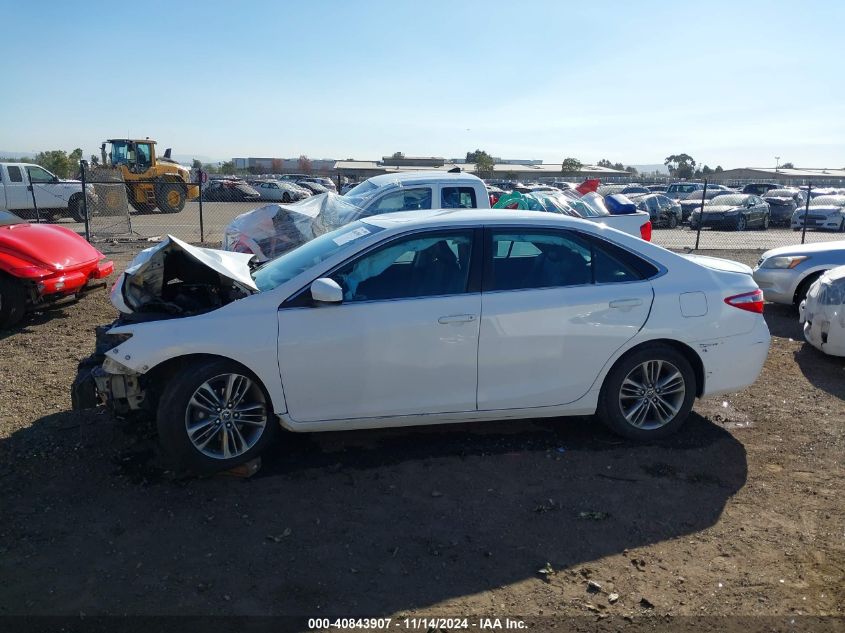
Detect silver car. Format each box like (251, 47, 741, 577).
(752, 240, 845, 305)
(791, 195, 845, 232)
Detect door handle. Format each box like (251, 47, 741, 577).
(609, 298, 643, 309)
(438, 314, 476, 324)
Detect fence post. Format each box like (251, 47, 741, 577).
(197, 170, 205, 243)
(79, 160, 91, 242)
(26, 168, 41, 223)
(801, 183, 811, 245)
(694, 179, 707, 250)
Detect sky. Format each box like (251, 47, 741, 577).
(2, 0, 844, 169)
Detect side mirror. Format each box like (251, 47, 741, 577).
(52, 175, 59, 183)
(310, 278, 343, 304)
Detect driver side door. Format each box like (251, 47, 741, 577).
(276, 228, 481, 423)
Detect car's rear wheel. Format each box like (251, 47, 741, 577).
(596, 345, 696, 440)
(736, 215, 748, 231)
(156, 359, 278, 473)
(282, 192, 291, 203)
(667, 214, 678, 229)
(0, 275, 27, 330)
(761, 213, 770, 230)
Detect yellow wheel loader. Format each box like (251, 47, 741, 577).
(100, 139, 199, 213)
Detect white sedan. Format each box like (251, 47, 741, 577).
(74, 210, 771, 473)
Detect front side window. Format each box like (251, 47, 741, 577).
(27, 166, 54, 183)
(331, 230, 473, 302)
(441, 187, 477, 209)
(370, 187, 432, 214)
(488, 230, 650, 292)
(7, 166, 23, 182)
(136, 143, 152, 167)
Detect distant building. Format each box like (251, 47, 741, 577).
(708, 167, 845, 187)
(333, 159, 630, 183)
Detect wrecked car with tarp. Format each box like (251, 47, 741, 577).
(222, 192, 366, 263)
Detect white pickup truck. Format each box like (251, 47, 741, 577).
(343, 172, 652, 239)
(0, 162, 91, 222)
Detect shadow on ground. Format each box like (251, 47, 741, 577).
(0, 406, 746, 616)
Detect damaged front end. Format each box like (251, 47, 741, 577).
(72, 235, 258, 413)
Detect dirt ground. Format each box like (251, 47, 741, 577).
(0, 244, 843, 627)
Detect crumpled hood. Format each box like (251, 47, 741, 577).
(111, 235, 257, 315)
(0, 222, 102, 270)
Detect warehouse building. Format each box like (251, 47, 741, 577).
(333, 157, 630, 183)
(708, 167, 845, 187)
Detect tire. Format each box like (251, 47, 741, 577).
(0, 275, 27, 330)
(762, 214, 770, 230)
(156, 358, 278, 474)
(155, 182, 187, 214)
(735, 215, 748, 231)
(794, 272, 824, 307)
(282, 192, 291, 203)
(667, 214, 678, 229)
(68, 194, 87, 223)
(596, 345, 696, 441)
(839, 219, 845, 233)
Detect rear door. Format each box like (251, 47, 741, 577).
(2, 165, 31, 210)
(477, 228, 655, 410)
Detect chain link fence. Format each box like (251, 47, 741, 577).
(12, 166, 845, 253)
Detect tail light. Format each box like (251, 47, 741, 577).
(725, 289, 765, 314)
(639, 220, 652, 241)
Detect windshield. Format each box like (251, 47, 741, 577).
(0, 210, 25, 227)
(252, 220, 385, 291)
(668, 184, 698, 194)
(343, 180, 379, 206)
(810, 196, 845, 207)
(765, 189, 796, 198)
(709, 194, 746, 207)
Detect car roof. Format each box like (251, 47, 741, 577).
(362, 207, 601, 231)
(366, 171, 484, 187)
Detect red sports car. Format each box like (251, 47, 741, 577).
(0, 210, 113, 328)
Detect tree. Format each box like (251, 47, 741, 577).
(664, 153, 696, 179)
(32, 150, 77, 178)
(781, 162, 794, 169)
(219, 160, 236, 174)
(561, 157, 583, 175)
(597, 159, 613, 168)
(701, 165, 713, 176)
(191, 159, 203, 170)
(625, 165, 639, 176)
(714, 165, 723, 173)
(297, 155, 313, 174)
(466, 149, 494, 178)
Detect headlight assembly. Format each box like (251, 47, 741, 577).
(762, 255, 808, 269)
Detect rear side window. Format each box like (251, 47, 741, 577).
(487, 229, 658, 291)
(441, 187, 477, 209)
(6, 166, 23, 182)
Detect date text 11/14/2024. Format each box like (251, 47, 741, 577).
(307, 617, 527, 630)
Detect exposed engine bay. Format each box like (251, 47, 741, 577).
(72, 236, 259, 412)
(110, 235, 258, 319)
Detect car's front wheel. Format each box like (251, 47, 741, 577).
(596, 345, 697, 440)
(736, 214, 748, 231)
(156, 359, 278, 473)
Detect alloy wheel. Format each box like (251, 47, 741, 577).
(184, 373, 268, 459)
(618, 360, 686, 430)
